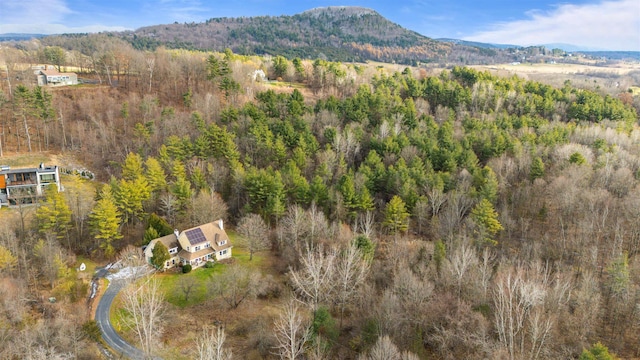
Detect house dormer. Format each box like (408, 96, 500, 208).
(215, 233, 227, 246)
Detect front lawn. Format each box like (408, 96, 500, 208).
(158, 264, 224, 308)
(157, 236, 268, 308)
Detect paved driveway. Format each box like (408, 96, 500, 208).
(95, 279, 148, 360)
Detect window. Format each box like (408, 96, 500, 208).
(40, 174, 55, 183)
(205, 243, 210, 248)
(195, 246, 201, 251)
(219, 240, 227, 246)
(219, 250, 227, 256)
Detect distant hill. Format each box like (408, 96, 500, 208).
(579, 51, 640, 60)
(123, 6, 451, 64)
(437, 38, 519, 50)
(0, 33, 46, 41)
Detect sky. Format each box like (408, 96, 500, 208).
(0, 0, 638, 51)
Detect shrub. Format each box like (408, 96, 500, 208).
(569, 152, 586, 165)
(204, 261, 214, 268)
(312, 307, 339, 342)
(182, 264, 192, 273)
(82, 320, 102, 342)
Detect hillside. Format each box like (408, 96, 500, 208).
(124, 6, 451, 64)
(0, 40, 639, 359)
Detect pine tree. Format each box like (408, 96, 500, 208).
(383, 195, 410, 237)
(36, 184, 72, 240)
(121, 152, 145, 181)
(88, 187, 122, 258)
(0, 245, 17, 272)
(471, 198, 503, 246)
(530, 157, 545, 182)
(145, 157, 167, 193)
(112, 176, 151, 224)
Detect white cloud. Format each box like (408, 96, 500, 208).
(464, 0, 640, 50)
(0, 0, 72, 25)
(0, 23, 129, 35)
(0, 0, 129, 34)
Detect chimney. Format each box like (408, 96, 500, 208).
(174, 229, 180, 239)
(218, 219, 223, 230)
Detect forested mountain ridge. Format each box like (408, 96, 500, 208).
(0, 41, 639, 358)
(124, 6, 451, 64)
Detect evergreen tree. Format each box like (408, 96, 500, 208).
(579, 342, 619, 360)
(471, 198, 503, 246)
(148, 213, 174, 236)
(143, 226, 160, 246)
(530, 156, 545, 182)
(145, 157, 167, 193)
(383, 195, 410, 236)
(112, 176, 151, 224)
(36, 184, 72, 240)
(353, 235, 375, 262)
(150, 241, 170, 270)
(569, 152, 587, 165)
(476, 166, 499, 203)
(273, 56, 289, 79)
(0, 245, 17, 273)
(88, 187, 122, 257)
(121, 152, 145, 181)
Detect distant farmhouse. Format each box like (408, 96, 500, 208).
(144, 220, 232, 269)
(0, 164, 62, 206)
(34, 65, 78, 86)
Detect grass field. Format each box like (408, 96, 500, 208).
(158, 240, 266, 308)
(0, 153, 52, 167)
(473, 62, 640, 75)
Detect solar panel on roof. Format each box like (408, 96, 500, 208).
(185, 228, 207, 245)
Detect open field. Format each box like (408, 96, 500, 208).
(469, 61, 640, 95)
(473, 62, 640, 76)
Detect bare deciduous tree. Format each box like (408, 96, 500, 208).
(209, 263, 261, 309)
(180, 276, 201, 303)
(334, 242, 370, 325)
(288, 245, 336, 310)
(493, 266, 554, 360)
(478, 247, 495, 301)
(121, 276, 165, 358)
(358, 335, 419, 360)
(447, 244, 478, 300)
(355, 210, 376, 240)
(189, 189, 228, 227)
(118, 245, 149, 279)
(272, 300, 311, 360)
(196, 325, 233, 360)
(237, 213, 270, 261)
(279, 205, 309, 251)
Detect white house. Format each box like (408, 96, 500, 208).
(144, 220, 232, 269)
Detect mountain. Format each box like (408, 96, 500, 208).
(437, 38, 519, 49)
(0, 33, 46, 41)
(123, 6, 451, 64)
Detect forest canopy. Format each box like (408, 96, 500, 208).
(0, 41, 639, 359)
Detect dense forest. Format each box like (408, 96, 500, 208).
(32, 6, 538, 66)
(0, 39, 639, 359)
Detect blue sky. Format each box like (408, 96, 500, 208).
(1, 0, 638, 50)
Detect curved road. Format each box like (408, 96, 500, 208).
(95, 279, 147, 360)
